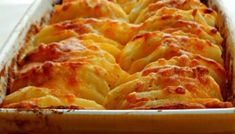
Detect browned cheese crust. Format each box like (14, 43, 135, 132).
(3, 0, 233, 109)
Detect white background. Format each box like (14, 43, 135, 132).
(0, 0, 34, 47)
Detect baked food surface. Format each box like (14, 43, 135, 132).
(3, 0, 233, 109)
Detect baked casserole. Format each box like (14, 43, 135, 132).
(2, 0, 233, 110)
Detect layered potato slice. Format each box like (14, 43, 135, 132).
(123, 54, 226, 97)
(10, 61, 111, 105)
(129, 0, 161, 22)
(142, 16, 223, 45)
(79, 33, 123, 58)
(119, 31, 223, 73)
(2, 86, 104, 110)
(136, 7, 217, 26)
(104, 66, 232, 109)
(114, 0, 139, 14)
(135, 0, 206, 23)
(20, 38, 115, 66)
(28, 30, 122, 59)
(19, 38, 129, 90)
(34, 18, 140, 46)
(143, 54, 226, 90)
(50, 0, 128, 24)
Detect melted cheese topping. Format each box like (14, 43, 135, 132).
(17, 38, 129, 91)
(129, 0, 161, 22)
(143, 54, 226, 89)
(142, 17, 223, 45)
(119, 31, 222, 73)
(136, 7, 217, 26)
(11, 61, 112, 104)
(3, 0, 232, 109)
(104, 66, 231, 109)
(3, 86, 104, 109)
(34, 18, 140, 46)
(136, 0, 206, 23)
(50, 0, 128, 23)
(115, 0, 139, 14)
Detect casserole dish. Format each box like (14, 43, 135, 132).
(0, 0, 234, 133)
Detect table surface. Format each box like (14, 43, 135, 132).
(0, 0, 235, 48)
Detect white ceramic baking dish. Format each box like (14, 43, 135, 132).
(0, 0, 234, 133)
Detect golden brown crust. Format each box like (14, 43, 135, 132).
(115, 0, 138, 14)
(104, 66, 230, 109)
(50, 0, 128, 24)
(133, 100, 233, 110)
(22, 37, 128, 88)
(119, 31, 222, 73)
(2, 86, 104, 110)
(136, 7, 217, 27)
(135, 0, 206, 23)
(129, 0, 161, 22)
(4, 0, 232, 109)
(21, 37, 118, 65)
(142, 17, 223, 45)
(34, 18, 140, 46)
(143, 54, 226, 90)
(11, 61, 111, 104)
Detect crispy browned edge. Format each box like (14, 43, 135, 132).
(208, 1, 235, 104)
(0, 0, 234, 108)
(0, 9, 51, 106)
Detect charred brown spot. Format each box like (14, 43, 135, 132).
(175, 86, 186, 94)
(67, 65, 79, 87)
(190, 59, 200, 67)
(195, 42, 205, 51)
(161, 15, 172, 20)
(175, 15, 183, 20)
(184, 83, 197, 92)
(23, 43, 64, 65)
(126, 92, 137, 103)
(85, 18, 96, 24)
(42, 62, 54, 76)
(47, 105, 82, 109)
(134, 82, 144, 92)
(136, 102, 206, 110)
(203, 8, 214, 14)
(62, 3, 71, 11)
(142, 68, 160, 76)
(67, 62, 83, 70)
(205, 101, 233, 108)
(192, 9, 198, 16)
(210, 28, 218, 34)
(149, 3, 159, 11)
(193, 66, 209, 76)
(132, 32, 153, 41)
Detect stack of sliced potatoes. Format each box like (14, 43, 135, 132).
(3, 0, 233, 110)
